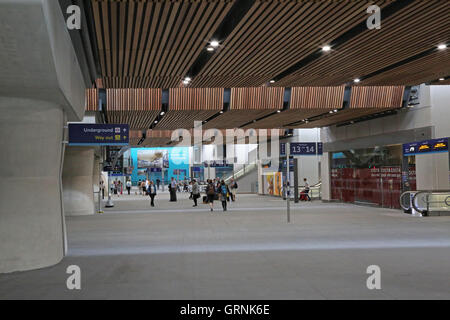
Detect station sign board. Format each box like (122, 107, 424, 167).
(69, 124, 129, 146)
(203, 160, 233, 168)
(403, 137, 448, 156)
(280, 142, 322, 156)
(108, 171, 130, 177)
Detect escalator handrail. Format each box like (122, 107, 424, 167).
(411, 190, 450, 214)
(399, 191, 416, 211)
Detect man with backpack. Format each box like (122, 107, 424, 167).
(219, 180, 230, 212)
(206, 179, 216, 212)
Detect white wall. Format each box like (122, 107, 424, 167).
(292, 128, 321, 185)
(430, 85, 450, 138)
(321, 85, 433, 144)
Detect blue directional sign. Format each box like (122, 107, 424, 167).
(317, 142, 323, 155)
(280, 142, 320, 156)
(68, 124, 129, 146)
(403, 137, 448, 156)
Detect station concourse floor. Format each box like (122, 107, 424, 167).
(1, 191, 449, 300)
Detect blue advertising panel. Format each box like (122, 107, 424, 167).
(280, 142, 320, 156)
(69, 124, 129, 146)
(403, 138, 448, 156)
(173, 169, 187, 175)
(192, 167, 202, 172)
(130, 147, 189, 184)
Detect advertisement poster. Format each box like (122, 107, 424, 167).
(131, 147, 190, 184)
(274, 172, 283, 197)
(265, 174, 274, 195)
(137, 149, 169, 168)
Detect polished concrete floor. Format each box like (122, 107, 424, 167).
(1, 192, 449, 299)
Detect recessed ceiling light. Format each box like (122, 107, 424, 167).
(206, 47, 214, 52)
(269, 80, 275, 83)
(182, 80, 189, 85)
(437, 44, 447, 50)
(334, 109, 338, 113)
(210, 40, 219, 48)
(329, 111, 333, 114)
(354, 78, 361, 83)
(154, 120, 158, 124)
(220, 111, 224, 114)
(439, 78, 445, 81)
(322, 45, 331, 52)
(277, 110, 281, 113)
(160, 111, 165, 116)
(184, 77, 191, 82)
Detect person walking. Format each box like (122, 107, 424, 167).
(126, 179, 131, 195)
(148, 180, 157, 207)
(206, 179, 216, 212)
(138, 180, 142, 195)
(300, 178, 311, 201)
(170, 177, 177, 202)
(100, 180, 105, 199)
(229, 178, 238, 201)
(191, 179, 200, 207)
(156, 178, 161, 190)
(113, 179, 118, 197)
(219, 180, 230, 212)
(143, 179, 149, 196)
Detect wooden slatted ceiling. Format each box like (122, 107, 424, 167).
(363, 50, 450, 86)
(191, 0, 391, 88)
(85, 89, 98, 111)
(106, 88, 161, 129)
(244, 86, 345, 128)
(204, 87, 284, 129)
(91, 0, 235, 88)
(129, 129, 285, 147)
(129, 129, 143, 146)
(141, 130, 174, 147)
(290, 86, 405, 128)
(277, 0, 450, 87)
(155, 88, 223, 129)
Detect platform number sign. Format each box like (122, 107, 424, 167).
(280, 142, 322, 156)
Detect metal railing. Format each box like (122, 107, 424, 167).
(400, 190, 450, 216)
(297, 183, 322, 200)
(224, 162, 258, 184)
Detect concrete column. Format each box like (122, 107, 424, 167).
(0, 98, 66, 273)
(93, 156, 100, 191)
(321, 152, 332, 201)
(416, 152, 450, 190)
(63, 147, 95, 216)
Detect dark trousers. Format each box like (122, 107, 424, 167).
(221, 200, 227, 211)
(149, 194, 156, 206)
(193, 194, 199, 206)
(127, 187, 131, 195)
(170, 190, 177, 201)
